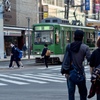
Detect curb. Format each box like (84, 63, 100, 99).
(0, 58, 35, 62)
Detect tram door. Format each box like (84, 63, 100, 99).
(61, 30, 65, 53)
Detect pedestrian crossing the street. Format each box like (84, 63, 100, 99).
(0, 66, 91, 86)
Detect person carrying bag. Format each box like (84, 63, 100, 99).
(88, 38, 100, 100)
(61, 30, 91, 100)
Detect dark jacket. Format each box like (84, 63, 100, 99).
(22, 45, 27, 51)
(41, 47, 48, 57)
(89, 47, 100, 95)
(61, 41, 91, 75)
(11, 46, 15, 55)
(11, 46, 19, 60)
(90, 48, 100, 67)
(70, 41, 90, 69)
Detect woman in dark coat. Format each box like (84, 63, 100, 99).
(89, 38, 100, 100)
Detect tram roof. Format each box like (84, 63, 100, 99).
(60, 24, 95, 29)
(33, 23, 95, 30)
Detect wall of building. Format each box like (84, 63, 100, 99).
(3, 0, 16, 26)
(3, 0, 39, 28)
(42, 0, 65, 19)
(16, 0, 39, 27)
(2, 0, 95, 56)
(3, 0, 95, 27)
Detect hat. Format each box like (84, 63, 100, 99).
(74, 30, 84, 41)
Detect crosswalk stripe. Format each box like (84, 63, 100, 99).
(11, 74, 65, 83)
(0, 74, 47, 84)
(0, 65, 91, 86)
(25, 73, 64, 78)
(50, 68, 61, 70)
(37, 73, 64, 78)
(37, 66, 60, 70)
(0, 78, 29, 85)
(33, 74, 65, 81)
(0, 83, 7, 86)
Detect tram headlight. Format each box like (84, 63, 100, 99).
(34, 52, 40, 54)
(37, 52, 40, 54)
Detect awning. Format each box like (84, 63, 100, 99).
(86, 18, 100, 26)
(4, 30, 21, 36)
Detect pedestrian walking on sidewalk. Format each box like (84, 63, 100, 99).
(22, 44, 27, 57)
(41, 44, 50, 68)
(61, 30, 91, 100)
(88, 38, 100, 100)
(12, 45, 23, 68)
(9, 43, 20, 68)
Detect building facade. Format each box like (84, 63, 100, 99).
(3, 0, 38, 56)
(3, 0, 65, 56)
(2, 0, 94, 56)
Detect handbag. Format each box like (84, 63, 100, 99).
(91, 64, 100, 82)
(69, 64, 85, 84)
(68, 47, 85, 84)
(61, 44, 72, 75)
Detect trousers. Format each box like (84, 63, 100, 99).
(66, 76, 87, 100)
(9, 55, 20, 67)
(44, 56, 49, 68)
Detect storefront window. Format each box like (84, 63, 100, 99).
(56, 0, 64, 7)
(43, 0, 64, 7)
(4, 36, 18, 56)
(65, 32, 70, 43)
(55, 30, 60, 44)
(43, 0, 54, 5)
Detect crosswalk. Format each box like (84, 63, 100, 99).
(0, 66, 91, 86)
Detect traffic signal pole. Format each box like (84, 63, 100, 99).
(0, 1, 4, 59)
(27, 17, 30, 60)
(64, 0, 70, 19)
(66, 0, 70, 19)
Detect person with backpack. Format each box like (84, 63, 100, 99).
(61, 30, 91, 100)
(9, 43, 20, 68)
(14, 45, 23, 68)
(41, 44, 50, 68)
(88, 38, 100, 100)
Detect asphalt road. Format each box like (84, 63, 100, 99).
(0, 64, 96, 100)
(0, 59, 36, 69)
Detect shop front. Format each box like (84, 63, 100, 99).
(4, 27, 26, 56)
(86, 18, 100, 26)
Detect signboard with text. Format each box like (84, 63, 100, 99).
(43, 5, 48, 19)
(85, 0, 90, 10)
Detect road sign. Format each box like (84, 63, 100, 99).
(43, 12, 48, 19)
(98, 32, 100, 36)
(85, 0, 90, 10)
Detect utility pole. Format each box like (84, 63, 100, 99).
(0, 0, 4, 59)
(27, 17, 30, 59)
(64, 0, 70, 19)
(66, 0, 70, 19)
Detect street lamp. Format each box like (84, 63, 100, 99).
(26, 17, 30, 59)
(0, 1, 4, 59)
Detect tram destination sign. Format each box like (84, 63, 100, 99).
(35, 26, 54, 31)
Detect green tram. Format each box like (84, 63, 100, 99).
(32, 23, 96, 64)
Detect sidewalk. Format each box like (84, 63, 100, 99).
(0, 55, 35, 69)
(0, 55, 35, 62)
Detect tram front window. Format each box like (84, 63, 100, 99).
(34, 31, 53, 44)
